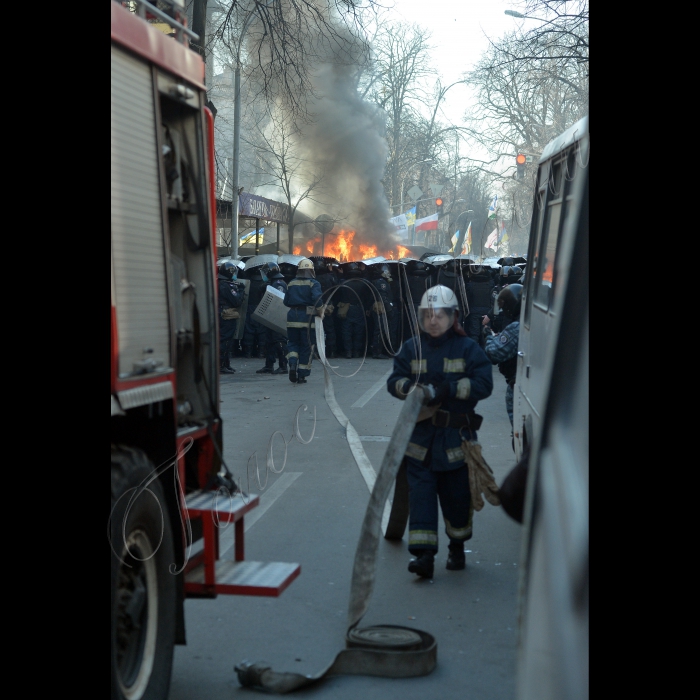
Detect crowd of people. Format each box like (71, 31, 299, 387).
(217, 253, 526, 380)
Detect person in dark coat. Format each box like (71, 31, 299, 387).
(336, 262, 370, 358)
(368, 263, 395, 359)
(218, 260, 246, 374)
(387, 285, 494, 579)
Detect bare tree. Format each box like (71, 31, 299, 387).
(358, 22, 435, 210)
(505, 1, 589, 67)
(244, 107, 329, 252)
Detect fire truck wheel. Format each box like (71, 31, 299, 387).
(110, 446, 176, 700)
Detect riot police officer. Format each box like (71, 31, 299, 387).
(283, 258, 323, 383)
(465, 264, 495, 347)
(218, 260, 246, 374)
(387, 285, 494, 578)
(368, 263, 395, 359)
(242, 265, 269, 358)
(256, 262, 289, 375)
(313, 258, 341, 359)
(484, 283, 522, 435)
(336, 262, 370, 358)
(403, 260, 433, 340)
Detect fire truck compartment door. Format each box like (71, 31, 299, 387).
(111, 46, 171, 377)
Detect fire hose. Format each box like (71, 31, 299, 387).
(234, 321, 436, 692)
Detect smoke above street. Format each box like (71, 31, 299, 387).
(244, 4, 399, 253)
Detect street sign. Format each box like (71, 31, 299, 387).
(314, 214, 335, 235)
(429, 182, 443, 196)
(407, 185, 423, 201)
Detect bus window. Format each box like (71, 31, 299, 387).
(524, 184, 547, 327)
(534, 162, 564, 310)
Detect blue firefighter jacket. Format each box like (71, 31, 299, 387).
(283, 277, 323, 309)
(387, 328, 494, 471)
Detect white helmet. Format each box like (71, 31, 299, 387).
(418, 285, 459, 311)
(417, 285, 459, 334)
(297, 258, 315, 277)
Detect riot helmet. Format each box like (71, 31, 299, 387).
(342, 262, 362, 278)
(219, 260, 242, 280)
(497, 283, 523, 319)
(261, 262, 283, 279)
(417, 285, 459, 337)
(407, 260, 430, 277)
(379, 264, 393, 282)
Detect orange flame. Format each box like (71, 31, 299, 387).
(291, 230, 411, 262)
(359, 244, 378, 259)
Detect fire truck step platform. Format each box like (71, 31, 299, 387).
(185, 560, 301, 597)
(184, 489, 260, 522)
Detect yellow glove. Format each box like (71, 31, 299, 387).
(372, 301, 385, 314)
(461, 440, 501, 511)
(324, 304, 334, 316)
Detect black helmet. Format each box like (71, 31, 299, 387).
(342, 262, 363, 278)
(407, 260, 431, 277)
(497, 283, 523, 318)
(261, 262, 282, 279)
(219, 260, 238, 279)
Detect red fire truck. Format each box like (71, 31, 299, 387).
(110, 3, 300, 698)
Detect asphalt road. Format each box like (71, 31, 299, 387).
(169, 350, 523, 700)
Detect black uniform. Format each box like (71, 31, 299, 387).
(261, 276, 288, 372)
(465, 270, 495, 346)
(242, 271, 268, 357)
(369, 274, 395, 358)
(316, 268, 341, 358)
(336, 276, 370, 358)
(218, 275, 245, 370)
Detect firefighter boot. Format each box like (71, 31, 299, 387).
(408, 551, 434, 579)
(289, 361, 298, 383)
(446, 541, 466, 570)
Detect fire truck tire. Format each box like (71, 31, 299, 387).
(111, 446, 176, 700)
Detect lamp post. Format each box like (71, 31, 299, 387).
(231, 0, 277, 258)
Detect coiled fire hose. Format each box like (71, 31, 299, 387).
(235, 322, 436, 692)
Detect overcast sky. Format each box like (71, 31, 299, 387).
(388, 0, 524, 124)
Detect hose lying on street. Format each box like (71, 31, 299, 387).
(235, 331, 436, 692)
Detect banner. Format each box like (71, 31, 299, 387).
(389, 214, 408, 239)
(414, 213, 438, 232)
(239, 193, 289, 223)
(240, 227, 264, 246)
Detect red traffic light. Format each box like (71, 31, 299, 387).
(516, 154, 526, 165)
(435, 197, 443, 206)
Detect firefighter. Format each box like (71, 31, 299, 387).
(283, 258, 323, 384)
(368, 263, 395, 359)
(218, 260, 246, 375)
(256, 262, 289, 375)
(242, 265, 269, 358)
(387, 285, 494, 578)
(313, 258, 340, 358)
(484, 283, 522, 436)
(337, 262, 369, 358)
